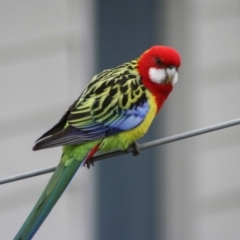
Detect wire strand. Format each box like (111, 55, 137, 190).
(1, 118, 240, 185)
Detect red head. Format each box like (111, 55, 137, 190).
(137, 46, 181, 112)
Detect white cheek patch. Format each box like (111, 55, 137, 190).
(148, 68, 166, 84)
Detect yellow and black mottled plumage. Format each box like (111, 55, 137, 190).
(34, 59, 150, 150)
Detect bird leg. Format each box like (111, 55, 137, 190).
(130, 141, 140, 156)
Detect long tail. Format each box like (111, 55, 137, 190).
(14, 143, 100, 240)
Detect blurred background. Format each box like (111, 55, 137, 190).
(0, 0, 240, 239)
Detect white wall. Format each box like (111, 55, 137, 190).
(0, 1, 96, 239)
(161, 1, 240, 240)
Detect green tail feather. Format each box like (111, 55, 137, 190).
(14, 151, 88, 240)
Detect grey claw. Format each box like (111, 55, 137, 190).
(131, 141, 140, 156)
(84, 159, 95, 169)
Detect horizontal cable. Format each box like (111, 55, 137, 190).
(0, 118, 240, 185)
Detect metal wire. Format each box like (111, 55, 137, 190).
(1, 118, 240, 185)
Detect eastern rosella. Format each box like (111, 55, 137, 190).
(14, 46, 181, 239)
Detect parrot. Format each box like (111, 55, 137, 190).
(14, 45, 181, 239)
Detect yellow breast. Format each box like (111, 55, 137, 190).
(99, 90, 157, 152)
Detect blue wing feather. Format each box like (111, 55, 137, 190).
(113, 102, 149, 130)
(33, 100, 149, 150)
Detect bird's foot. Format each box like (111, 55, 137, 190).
(129, 141, 140, 156)
(84, 158, 95, 169)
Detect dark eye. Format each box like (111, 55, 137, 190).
(155, 58, 163, 66)
(168, 65, 174, 69)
